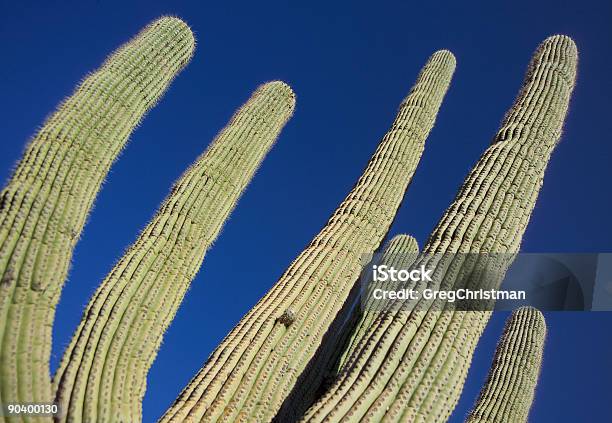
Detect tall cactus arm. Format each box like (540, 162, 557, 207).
(302, 35, 577, 423)
(52, 82, 295, 423)
(160, 50, 456, 423)
(0, 16, 194, 415)
(466, 307, 546, 423)
(337, 234, 419, 374)
(284, 235, 420, 418)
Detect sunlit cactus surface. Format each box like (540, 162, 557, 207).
(0, 15, 576, 423)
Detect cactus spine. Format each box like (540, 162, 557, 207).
(303, 35, 577, 423)
(52, 82, 295, 423)
(466, 307, 546, 423)
(0, 17, 194, 413)
(160, 50, 456, 422)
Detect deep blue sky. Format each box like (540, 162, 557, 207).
(1, 1, 611, 422)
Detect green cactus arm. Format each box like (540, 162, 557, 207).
(0, 16, 194, 413)
(337, 234, 419, 373)
(159, 50, 455, 423)
(284, 234, 421, 415)
(302, 35, 577, 423)
(465, 307, 546, 423)
(51, 81, 295, 423)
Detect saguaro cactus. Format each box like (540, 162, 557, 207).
(160, 50, 456, 423)
(52, 82, 295, 423)
(466, 307, 546, 423)
(303, 35, 577, 423)
(0, 15, 578, 423)
(0, 16, 195, 411)
(337, 234, 419, 373)
(284, 234, 421, 418)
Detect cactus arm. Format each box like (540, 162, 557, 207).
(302, 35, 577, 423)
(0, 17, 194, 416)
(465, 307, 546, 423)
(337, 234, 419, 374)
(52, 82, 295, 423)
(281, 234, 421, 417)
(159, 50, 455, 423)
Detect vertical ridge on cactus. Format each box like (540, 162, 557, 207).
(160, 49, 455, 423)
(466, 307, 546, 423)
(302, 35, 577, 423)
(52, 81, 295, 423)
(0, 16, 195, 414)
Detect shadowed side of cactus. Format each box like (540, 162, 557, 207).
(337, 234, 419, 373)
(160, 50, 456, 423)
(52, 81, 295, 423)
(303, 35, 577, 423)
(0, 17, 195, 414)
(466, 307, 546, 423)
(275, 234, 421, 420)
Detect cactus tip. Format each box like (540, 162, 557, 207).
(259, 80, 297, 112)
(154, 15, 197, 56)
(533, 34, 578, 80)
(543, 34, 577, 51)
(433, 49, 456, 65)
(422, 49, 456, 79)
(388, 234, 419, 249)
(514, 306, 547, 337)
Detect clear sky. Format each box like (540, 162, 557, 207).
(1, 1, 611, 422)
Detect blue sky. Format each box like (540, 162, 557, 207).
(1, 1, 611, 421)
